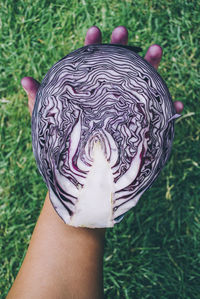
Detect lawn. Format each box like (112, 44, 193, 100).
(0, 0, 200, 298)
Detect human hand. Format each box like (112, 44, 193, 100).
(21, 25, 183, 116)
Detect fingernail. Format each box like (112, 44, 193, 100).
(21, 78, 28, 92)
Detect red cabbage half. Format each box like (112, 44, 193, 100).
(32, 44, 179, 228)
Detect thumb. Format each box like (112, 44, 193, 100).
(21, 77, 40, 116)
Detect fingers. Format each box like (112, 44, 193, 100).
(21, 77, 40, 116)
(174, 101, 184, 114)
(144, 44, 163, 70)
(84, 26, 102, 46)
(85, 25, 129, 46)
(110, 26, 128, 45)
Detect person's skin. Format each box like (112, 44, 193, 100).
(7, 26, 183, 299)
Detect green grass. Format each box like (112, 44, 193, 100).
(0, 0, 200, 298)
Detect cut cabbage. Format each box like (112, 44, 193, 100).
(32, 44, 179, 227)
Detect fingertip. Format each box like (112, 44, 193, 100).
(112, 25, 128, 34)
(21, 77, 40, 94)
(84, 26, 102, 45)
(144, 44, 163, 69)
(148, 44, 163, 59)
(174, 101, 184, 114)
(111, 26, 128, 45)
(21, 76, 31, 91)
